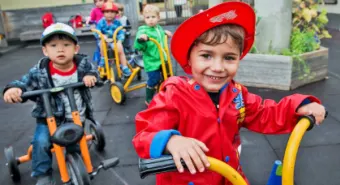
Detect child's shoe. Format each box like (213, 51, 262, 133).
(36, 175, 55, 185)
(122, 66, 132, 77)
(145, 87, 156, 106)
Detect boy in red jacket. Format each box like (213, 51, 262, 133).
(132, 2, 326, 185)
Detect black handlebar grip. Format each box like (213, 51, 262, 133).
(302, 115, 316, 131)
(123, 25, 132, 30)
(302, 110, 328, 131)
(139, 156, 186, 179)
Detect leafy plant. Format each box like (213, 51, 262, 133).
(292, 0, 331, 40)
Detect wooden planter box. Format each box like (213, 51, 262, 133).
(234, 47, 329, 90)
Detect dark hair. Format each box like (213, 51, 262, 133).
(94, 0, 107, 4)
(42, 34, 77, 46)
(188, 24, 245, 59)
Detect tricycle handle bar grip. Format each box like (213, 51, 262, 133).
(139, 156, 186, 179)
(123, 25, 131, 30)
(302, 110, 328, 131)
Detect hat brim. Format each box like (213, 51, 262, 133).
(170, 2, 255, 74)
(41, 30, 78, 45)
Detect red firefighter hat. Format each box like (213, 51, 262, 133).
(102, 2, 119, 12)
(171, 2, 255, 74)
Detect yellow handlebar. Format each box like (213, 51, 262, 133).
(207, 157, 248, 185)
(90, 29, 113, 81)
(282, 117, 313, 185)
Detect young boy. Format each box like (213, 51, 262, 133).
(117, 3, 132, 53)
(96, 1, 131, 77)
(3, 23, 99, 185)
(134, 4, 172, 105)
(132, 2, 326, 185)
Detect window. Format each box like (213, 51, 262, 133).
(147, 0, 164, 3)
(324, 0, 337, 4)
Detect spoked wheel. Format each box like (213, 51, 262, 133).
(88, 122, 106, 152)
(66, 153, 91, 185)
(4, 146, 21, 183)
(110, 82, 126, 105)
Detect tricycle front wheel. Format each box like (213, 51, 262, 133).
(67, 153, 91, 185)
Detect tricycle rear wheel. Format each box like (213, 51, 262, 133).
(89, 122, 106, 152)
(4, 146, 21, 183)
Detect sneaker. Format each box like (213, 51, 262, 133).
(122, 66, 132, 77)
(36, 175, 55, 185)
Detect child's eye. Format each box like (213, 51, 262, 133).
(51, 44, 56, 47)
(200, 54, 211, 59)
(64, 43, 70, 47)
(224, 56, 236, 61)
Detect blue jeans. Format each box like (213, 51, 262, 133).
(147, 70, 161, 88)
(31, 123, 52, 177)
(31, 123, 80, 177)
(93, 40, 101, 65)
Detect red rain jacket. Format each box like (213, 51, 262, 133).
(133, 76, 320, 185)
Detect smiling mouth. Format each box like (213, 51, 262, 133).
(206, 75, 225, 80)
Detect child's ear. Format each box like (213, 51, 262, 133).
(74, 45, 80, 54)
(42, 47, 48, 57)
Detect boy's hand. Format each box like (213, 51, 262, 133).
(139, 34, 148, 41)
(83, 75, 97, 87)
(165, 30, 173, 38)
(297, 102, 326, 125)
(4, 88, 22, 103)
(165, 135, 210, 174)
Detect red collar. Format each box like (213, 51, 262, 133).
(49, 61, 77, 76)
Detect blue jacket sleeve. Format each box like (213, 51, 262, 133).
(149, 129, 181, 158)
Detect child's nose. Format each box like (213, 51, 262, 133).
(57, 46, 64, 52)
(211, 59, 224, 72)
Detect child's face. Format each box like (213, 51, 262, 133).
(95, 0, 105, 8)
(42, 38, 79, 67)
(104, 11, 117, 21)
(144, 12, 160, 27)
(118, 9, 123, 16)
(188, 36, 241, 92)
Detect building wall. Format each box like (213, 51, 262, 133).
(1, 0, 139, 40)
(0, 0, 93, 10)
(321, 2, 340, 14)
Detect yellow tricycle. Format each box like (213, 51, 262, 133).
(92, 26, 174, 105)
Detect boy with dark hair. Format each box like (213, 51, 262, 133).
(3, 23, 99, 185)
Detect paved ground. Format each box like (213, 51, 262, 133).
(0, 27, 339, 185)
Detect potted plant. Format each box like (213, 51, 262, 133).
(235, 0, 332, 90)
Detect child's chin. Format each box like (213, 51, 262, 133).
(205, 85, 222, 92)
